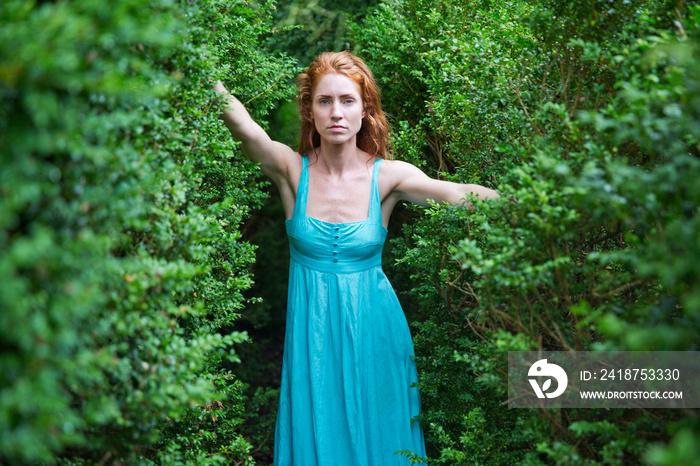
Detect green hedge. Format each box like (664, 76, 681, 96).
(353, 0, 700, 464)
(0, 0, 295, 463)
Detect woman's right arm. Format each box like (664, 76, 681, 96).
(213, 80, 296, 186)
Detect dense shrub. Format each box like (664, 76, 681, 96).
(0, 0, 295, 463)
(353, 0, 700, 464)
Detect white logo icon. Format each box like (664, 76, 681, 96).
(528, 359, 568, 398)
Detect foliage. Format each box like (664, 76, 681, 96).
(0, 0, 296, 463)
(354, 0, 700, 464)
(265, 0, 381, 64)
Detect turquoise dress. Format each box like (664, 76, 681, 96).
(274, 156, 426, 465)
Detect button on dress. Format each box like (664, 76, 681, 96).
(274, 156, 426, 465)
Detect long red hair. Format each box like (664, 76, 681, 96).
(297, 51, 391, 159)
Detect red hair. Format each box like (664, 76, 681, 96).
(297, 51, 392, 159)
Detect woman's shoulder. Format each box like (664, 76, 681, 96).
(379, 158, 423, 178)
(272, 149, 303, 191)
(289, 151, 304, 174)
(377, 159, 423, 198)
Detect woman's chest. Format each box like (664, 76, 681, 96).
(305, 175, 373, 224)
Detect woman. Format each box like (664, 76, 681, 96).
(214, 51, 498, 465)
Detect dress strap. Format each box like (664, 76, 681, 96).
(293, 155, 309, 220)
(368, 158, 383, 223)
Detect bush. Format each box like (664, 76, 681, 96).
(0, 0, 295, 463)
(353, 0, 700, 464)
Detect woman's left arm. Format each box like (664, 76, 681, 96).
(388, 160, 500, 209)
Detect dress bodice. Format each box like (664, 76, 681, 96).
(285, 156, 388, 274)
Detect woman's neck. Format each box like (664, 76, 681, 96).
(312, 140, 370, 177)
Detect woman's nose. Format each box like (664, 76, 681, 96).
(330, 101, 342, 118)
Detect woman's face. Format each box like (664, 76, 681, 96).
(311, 73, 365, 146)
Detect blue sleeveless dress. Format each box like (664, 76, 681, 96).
(274, 156, 426, 465)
